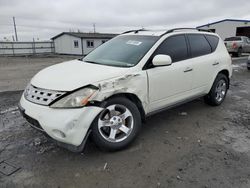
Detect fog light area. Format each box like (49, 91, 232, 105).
(52, 129, 66, 138)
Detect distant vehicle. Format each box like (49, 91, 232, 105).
(247, 55, 250, 70)
(19, 28, 232, 152)
(224, 36, 250, 57)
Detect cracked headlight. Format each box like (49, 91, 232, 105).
(50, 87, 98, 108)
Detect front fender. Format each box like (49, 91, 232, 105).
(91, 72, 149, 113)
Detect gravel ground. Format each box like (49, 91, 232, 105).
(0, 56, 250, 188)
(0, 55, 80, 92)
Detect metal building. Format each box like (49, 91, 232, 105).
(197, 19, 250, 40)
(51, 32, 117, 55)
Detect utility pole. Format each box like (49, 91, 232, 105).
(13, 17, 18, 41)
(93, 23, 96, 33)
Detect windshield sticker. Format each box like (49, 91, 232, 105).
(126, 40, 142, 46)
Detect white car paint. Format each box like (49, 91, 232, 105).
(20, 29, 232, 149)
(20, 95, 103, 146)
(31, 60, 131, 91)
(147, 57, 194, 112)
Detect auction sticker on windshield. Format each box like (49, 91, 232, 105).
(126, 40, 142, 46)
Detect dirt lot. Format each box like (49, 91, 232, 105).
(0, 56, 250, 188)
(0, 55, 80, 92)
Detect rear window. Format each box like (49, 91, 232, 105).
(205, 35, 219, 52)
(224, 37, 242, 41)
(187, 34, 211, 58)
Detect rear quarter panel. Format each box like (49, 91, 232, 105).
(206, 37, 232, 93)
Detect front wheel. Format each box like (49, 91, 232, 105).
(91, 97, 141, 151)
(204, 73, 229, 106)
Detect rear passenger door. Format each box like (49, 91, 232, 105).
(187, 34, 218, 93)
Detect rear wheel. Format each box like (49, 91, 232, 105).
(91, 97, 141, 151)
(236, 48, 242, 57)
(248, 67, 250, 70)
(204, 73, 229, 106)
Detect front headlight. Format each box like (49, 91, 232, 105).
(50, 87, 98, 108)
(23, 83, 31, 99)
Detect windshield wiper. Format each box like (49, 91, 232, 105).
(82, 60, 133, 68)
(83, 60, 100, 65)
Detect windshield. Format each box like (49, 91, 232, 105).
(83, 35, 159, 67)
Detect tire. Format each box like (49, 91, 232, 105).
(236, 48, 242, 57)
(91, 97, 141, 151)
(204, 73, 229, 106)
(248, 67, 250, 70)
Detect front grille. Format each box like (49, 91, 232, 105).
(24, 84, 65, 105)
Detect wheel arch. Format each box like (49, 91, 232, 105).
(103, 93, 146, 122)
(218, 69, 230, 88)
(206, 68, 230, 94)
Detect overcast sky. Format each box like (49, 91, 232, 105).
(0, 0, 250, 41)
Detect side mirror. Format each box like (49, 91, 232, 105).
(152, 55, 172, 66)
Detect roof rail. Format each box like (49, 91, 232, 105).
(122, 28, 148, 34)
(121, 28, 213, 36)
(160, 27, 212, 36)
(197, 28, 213, 32)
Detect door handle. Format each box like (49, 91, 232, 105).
(213, 62, 219, 66)
(184, 67, 193, 73)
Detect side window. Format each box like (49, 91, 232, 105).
(74, 40, 79, 48)
(188, 34, 211, 58)
(210, 29, 216, 33)
(154, 35, 188, 62)
(243, 37, 250, 43)
(87, 40, 94, 48)
(205, 35, 219, 52)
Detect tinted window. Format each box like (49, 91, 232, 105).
(224, 37, 242, 41)
(205, 35, 219, 52)
(188, 34, 211, 58)
(155, 35, 188, 62)
(210, 29, 216, 33)
(242, 37, 250, 43)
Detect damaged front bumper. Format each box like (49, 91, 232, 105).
(19, 95, 103, 152)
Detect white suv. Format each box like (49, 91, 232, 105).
(19, 28, 232, 152)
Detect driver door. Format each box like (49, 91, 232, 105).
(146, 34, 194, 113)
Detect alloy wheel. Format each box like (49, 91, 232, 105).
(98, 104, 134, 143)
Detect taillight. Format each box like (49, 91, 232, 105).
(232, 42, 238, 49)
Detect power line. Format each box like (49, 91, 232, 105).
(13, 17, 18, 41)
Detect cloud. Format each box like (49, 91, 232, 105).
(0, 0, 249, 41)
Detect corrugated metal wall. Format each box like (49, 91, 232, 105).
(198, 21, 250, 40)
(0, 41, 54, 55)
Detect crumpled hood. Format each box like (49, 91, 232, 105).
(31, 59, 130, 91)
